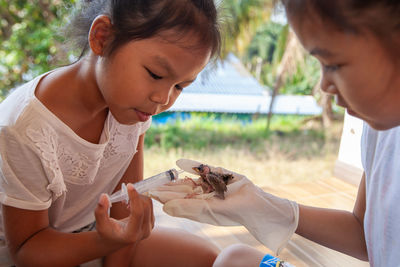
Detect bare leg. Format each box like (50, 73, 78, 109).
(129, 226, 219, 267)
(213, 244, 264, 267)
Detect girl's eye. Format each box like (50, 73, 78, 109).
(145, 67, 162, 80)
(175, 84, 183, 91)
(323, 64, 341, 72)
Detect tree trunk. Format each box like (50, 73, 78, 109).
(265, 30, 303, 132)
(321, 92, 334, 128)
(266, 75, 282, 132)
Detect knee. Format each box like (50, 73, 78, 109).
(193, 242, 218, 267)
(213, 244, 264, 267)
(204, 246, 219, 266)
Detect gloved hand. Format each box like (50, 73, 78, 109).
(151, 159, 299, 255)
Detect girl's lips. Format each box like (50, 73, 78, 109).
(134, 109, 152, 122)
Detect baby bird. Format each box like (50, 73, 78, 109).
(192, 164, 234, 199)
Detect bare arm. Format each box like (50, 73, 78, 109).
(3, 189, 152, 266)
(3, 135, 153, 267)
(2, 205, 121, 267)
(295, 173, 367, 261)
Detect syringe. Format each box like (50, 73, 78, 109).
(108, 168, 182, 205)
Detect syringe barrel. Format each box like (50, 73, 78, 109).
(109, 169, 180, 205)
(133, 169, 179, 194)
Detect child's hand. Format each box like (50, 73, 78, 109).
(94, 183, 154, 247)
(161, 164, 299, 255)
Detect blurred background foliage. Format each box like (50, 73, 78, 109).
(241, 21, 320, 96)
(1, 0, 321, 99)
(145, 114, 326, 154)
(0, 0, 76, 99)
(1, 0, 342, 184)
(1, 0, 336, 126)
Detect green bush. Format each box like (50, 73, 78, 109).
(0, 0, 75, 95)
(145, 114, 326, 154)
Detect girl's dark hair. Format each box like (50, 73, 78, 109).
(66, 0, 221, 60)
(281, 0, 400, 35)
(281, 0, 400, 60)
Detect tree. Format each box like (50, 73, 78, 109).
(220, 0, 274, 57)
(223, 0, 337, 129)
(265, 29, 306, 130)
(0, 0, 75, 98)
(1, 0, 271, 99)
(243, 21, 284, 81)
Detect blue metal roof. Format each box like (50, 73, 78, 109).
(169, 54, 322, 115)
(184, 54, 267, 95)
(169, 93, 322, 115)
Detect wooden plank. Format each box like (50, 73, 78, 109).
(334, 160, 363, 186)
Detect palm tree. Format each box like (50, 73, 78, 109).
(221, 1, 333, 129)
(266, 29, 335, 130)
(220, 0, 274, 57)
(266, 29, 305, 130)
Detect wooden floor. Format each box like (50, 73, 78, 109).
(154, 177, 369, 267)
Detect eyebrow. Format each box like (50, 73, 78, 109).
(153, 55, 197, 84)
(154, 55, 177, 77)
(310, 48, 335, 58)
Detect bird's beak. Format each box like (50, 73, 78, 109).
(192, 167, 200, 174)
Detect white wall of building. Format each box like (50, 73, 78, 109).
(334, 112, 364, 185)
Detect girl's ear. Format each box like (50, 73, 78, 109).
(88, 15, 113, 56)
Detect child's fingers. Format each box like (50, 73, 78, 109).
(94, 193, 111, 229)
(127, 183, 145, 219)
(126, 183, 144, 225)
(138, 194, 154, 232)
(126, 183, 154, 238)
(138, 196, 154, 239)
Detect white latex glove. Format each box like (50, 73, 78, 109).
(154, 159, 299, 255)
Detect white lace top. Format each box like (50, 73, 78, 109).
(0, 73, 152, 234)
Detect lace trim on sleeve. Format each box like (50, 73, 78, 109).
(26, 126, 67, 198)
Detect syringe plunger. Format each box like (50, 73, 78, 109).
(108, 183, 129, 204)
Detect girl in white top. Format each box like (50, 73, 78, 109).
(159, 1, 400, 266)
(0, 0, 221, 266)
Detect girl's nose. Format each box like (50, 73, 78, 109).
(150, 87, 171, 106)
(320, 76, 338, 95)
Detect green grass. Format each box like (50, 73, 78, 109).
(145, 114, 329, 158)
(144, 115, 344, 186)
